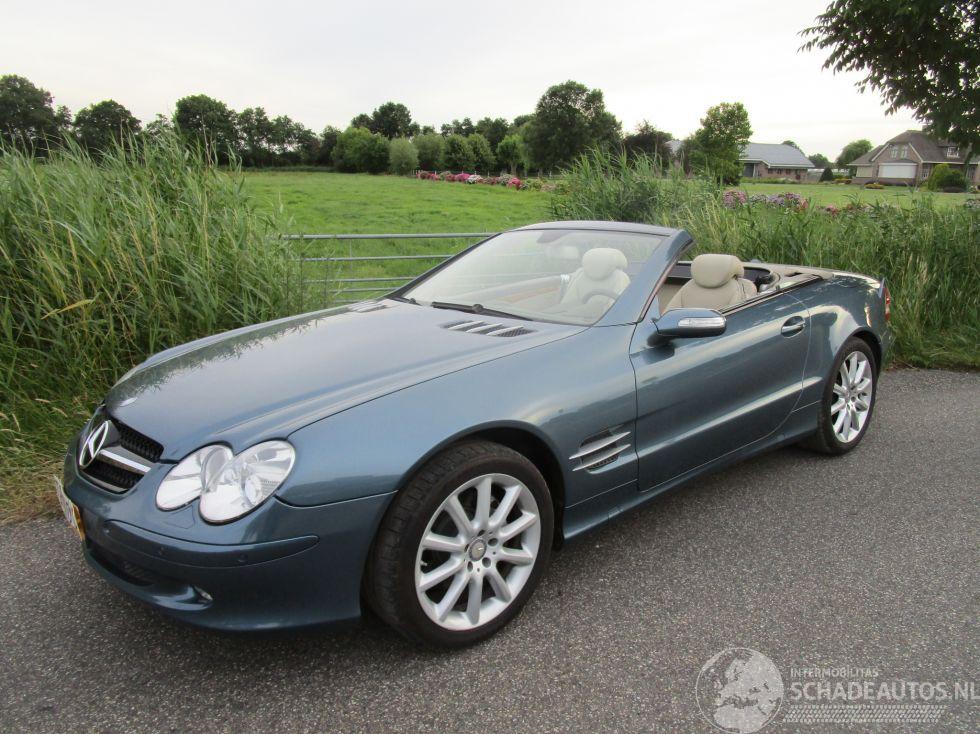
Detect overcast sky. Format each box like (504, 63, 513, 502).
(2, 0, 920, 159)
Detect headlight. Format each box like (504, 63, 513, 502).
(199, 441, 295, 523)
(156, 445, 233, 510)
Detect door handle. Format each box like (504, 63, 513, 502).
(780, 316, 806, 336)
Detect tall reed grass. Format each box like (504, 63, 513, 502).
(0, 135, 292, 519)
(554, 150, 979, 368)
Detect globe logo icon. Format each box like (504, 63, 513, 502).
(695, 648, 784, 733)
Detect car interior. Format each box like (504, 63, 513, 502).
(418, 234, 824, 325)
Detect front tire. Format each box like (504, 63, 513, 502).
(365, 440, 553, 647)
(802, 337, 877, 455)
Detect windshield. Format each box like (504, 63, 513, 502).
(403, 229, 663, 325)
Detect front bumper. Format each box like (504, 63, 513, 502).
(63, 447, 394, 631)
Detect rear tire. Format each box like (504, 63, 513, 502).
(365, 440, 553, 647)
(801, 337, 877, 455)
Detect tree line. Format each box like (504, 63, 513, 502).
(1, 74, 871, 181)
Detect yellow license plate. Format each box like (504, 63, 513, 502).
(55, 478, 85, 541)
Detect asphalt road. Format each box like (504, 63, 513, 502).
(1, 369, 977, 734)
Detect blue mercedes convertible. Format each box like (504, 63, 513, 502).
(59, 221, 892, 646)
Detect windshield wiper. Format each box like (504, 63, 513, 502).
(429, 301, 530, 321)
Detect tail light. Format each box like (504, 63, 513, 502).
(884, 284, 891, 322)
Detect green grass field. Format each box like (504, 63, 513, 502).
(738, 181, 971, 208)
(244, 171, 551, 234)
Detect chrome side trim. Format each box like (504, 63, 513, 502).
(571, 443, 631, 472)
(569, 431, 631, 461)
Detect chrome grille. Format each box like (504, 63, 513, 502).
(78, 410, 162, 492)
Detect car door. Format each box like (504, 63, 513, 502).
(629, 291, 809, 491)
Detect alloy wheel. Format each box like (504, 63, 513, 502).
(831, 351, 873, 443)
(414, 473, 541, 631)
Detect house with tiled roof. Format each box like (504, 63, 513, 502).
(850, 130, 979, 186)
(739, 143, 814, 180)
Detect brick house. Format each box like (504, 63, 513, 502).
(850, 130, 980, 186)
(739, 143, 814, 180)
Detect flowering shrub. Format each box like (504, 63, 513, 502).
(965, 198, 980, 211)
(411, 171, 533, 191)
(823, 205, 840, 215)
(722, 190, 747, 208)
(746, 192, 809, 211)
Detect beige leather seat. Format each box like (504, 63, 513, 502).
(560, 248, 630, 307)
(666, 254, 757, 311)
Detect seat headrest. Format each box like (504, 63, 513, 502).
(582, 248, 628, 280)
(691, 254, 744, 289)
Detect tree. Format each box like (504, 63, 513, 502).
(809, 152, 831, 169)
(414, 132, 445, 170)
(419, 124, 437, 136)
(836, 138, 872, 167)
(623, 121, 674, 167)
(143, 114, 173, 141)
(350, 113, 373, 129)
(317, 126, 340, 166)
(441, 118, 476, 137)
(332, 126, 389, 173)
(820, 166, 835, 181)
(511, 114, 534, 129)
(496, 134, 526, 175)
(444, 134, 474, 170)
(72, 100, 140, 154)
(475, 117, 509, 149)
(924, 162, 967, 190)
(370, 101, 413, 139)
(467, 133, 495, 172)
(802, 0, 980, 160)
(0, 74, 69, 153)
(523, 80, 622, 172)
(267, 115, 318, 164)
(174, 94, 238, 161)
(782, 139, 801, 150)
(236, 107, 273, 166)
(688, 102, 752, 183)
(388, 137, 419, 175)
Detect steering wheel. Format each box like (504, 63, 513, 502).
(579, 287, 622, 304)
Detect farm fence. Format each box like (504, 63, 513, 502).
(287, 232, 494, 309)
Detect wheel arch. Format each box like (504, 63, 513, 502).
(849, 328, 883, 374)
(395, 421, 568, 548)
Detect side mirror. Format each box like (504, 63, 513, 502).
(650, 308, 726, 344)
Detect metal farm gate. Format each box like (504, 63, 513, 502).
(288, 232, 493, 310)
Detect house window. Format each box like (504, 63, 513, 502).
(890, 147, 898, 158)
(947, 147, 959, 158)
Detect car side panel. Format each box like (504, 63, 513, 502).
(788, 275, 890, 406)
(630, 292, 810, 490)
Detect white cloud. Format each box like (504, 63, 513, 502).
(0, 0, 921, 159)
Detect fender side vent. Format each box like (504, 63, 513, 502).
(570, 428, 631, 472)
(441, 320, 534, 337)
(348, 302, 389, 313)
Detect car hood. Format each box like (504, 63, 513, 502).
(106, 300, 581, 460)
